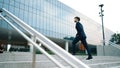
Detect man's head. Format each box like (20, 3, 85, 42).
(74, 16, 80, 23)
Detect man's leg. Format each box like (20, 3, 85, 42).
(72, 37, 80, 55)
(81, 38, 92, 59)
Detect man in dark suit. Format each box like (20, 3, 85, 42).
(72, 16, 92, 60)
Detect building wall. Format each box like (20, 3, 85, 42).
(0, 0, 113, 45)
(97, 45, 120, 56)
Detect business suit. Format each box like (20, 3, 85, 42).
(72, 22, 92, 58)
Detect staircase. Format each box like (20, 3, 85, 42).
(1, 8, 120, 68)
(0, 8, 89, 68)
(0, 52, 120, 68)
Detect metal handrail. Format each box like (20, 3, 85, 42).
(109, 42, 120, 50)
(0, 14, 65, 68)
(0, 8, 90, 68)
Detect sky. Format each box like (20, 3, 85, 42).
(59, 0, 120, 33)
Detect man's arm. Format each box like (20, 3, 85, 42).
(76, 23, 83, 36)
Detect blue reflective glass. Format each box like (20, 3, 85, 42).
(3, 0, 9, 4)
(23, 10, 29, 23)
(15, 2, 19, 8)
(9, 5, 14, 13)
(14, 7, 19, 17)
(24, 0, 29, 6)
(10, 0, 15, 6)
(36, 15, 40, 28)
(0, 0, 3, 3)
(33, 8, 37, 14)
(2, 20, 8, 28)
(0, 3, 2, 8)
(29, 7, 33, 13)
(32, 13, 37, 27)
(33, 0, 37, 9)
(0, 0, 78, 39)
(19, 9, 24, 20)
(0, 20, 3, 27)
(28, 12, 33, 25)
(3, 4, 9, 9)
(20, 0, 24, 4)
(20, 3, 24, 10)
(24, 5, 28, 11)
(29, 0, 33, 7)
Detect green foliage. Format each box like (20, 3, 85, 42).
(110, 33, 120, 44)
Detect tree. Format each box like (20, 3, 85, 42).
(109, 33, 120, 44)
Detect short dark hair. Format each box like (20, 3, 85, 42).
(74, 16, 80, 21)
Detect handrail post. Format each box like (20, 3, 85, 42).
(31, 35, 36, 68)
(65, 41, 69, 52)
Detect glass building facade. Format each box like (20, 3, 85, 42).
(0, 0, 114, 45)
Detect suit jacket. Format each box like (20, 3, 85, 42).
(76, 22, 86, 38)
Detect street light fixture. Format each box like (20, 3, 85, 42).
(99, 4, 104, 7)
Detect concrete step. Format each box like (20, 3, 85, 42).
(1, 52, 120, 61)
(110, 66, 120, 68)
(1, 60, 120, 68)
(0, 52, 120, 68)
(89, 61, 120, 68)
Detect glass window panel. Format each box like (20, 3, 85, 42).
(15, 2, 19, 8)
(29, 0, 33, 7)
(39, 0, 44, 11)
(39, 16, 44, 29)
(33, 8, 37, 14)
(19, 9, 24, 20)
(36, 15, 40, 28)
(24, 0, 29, 6)
(9, 5, 14, 13)
(0, 20, 3, 27)
(3, 0, 9, 4)
(2, 20, 8, 28)
(0, 3, 2, 8)
(29, 7, 33, 13)
(1, 20, 4, 28)
(24, 5, 29, 11)
(36, 10, 39, 15)
(23, 10, 29, 23)
(33, 0, 37, 9)
(32, 13, 37, 27)
(28, 12, 33, 25)
(20, 0, 25, 4)
(43, 17, 46, 30)
(14, 7, 19, 17)
(36, 0, 40, 10)
(3, 4, 9, 9)
(0, 0, 3, 3)
(10, 0, 15, 6)
(20, 3, 24, 10)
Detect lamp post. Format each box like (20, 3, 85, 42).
(99, 4, 105, 56)
(99, 4, 105, 46)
